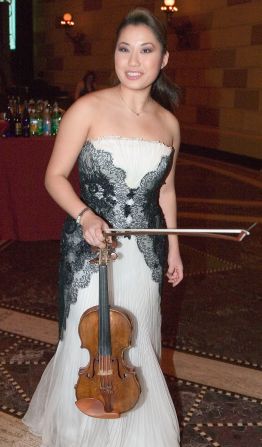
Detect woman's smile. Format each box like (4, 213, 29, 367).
(125, 71, 144, 80)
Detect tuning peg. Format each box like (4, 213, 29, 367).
(110, 251, 118, 261)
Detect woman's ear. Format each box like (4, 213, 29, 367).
(161, 51, 169, 69)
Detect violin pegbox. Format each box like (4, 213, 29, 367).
(90, 236, 118, 265)
(100, 237, 118, 265)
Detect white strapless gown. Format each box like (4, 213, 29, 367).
(23, 137, 180, 447)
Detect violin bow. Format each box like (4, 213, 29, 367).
(104, 222, 257, 242)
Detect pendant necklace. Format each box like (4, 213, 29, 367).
(120, 92, 148, 117)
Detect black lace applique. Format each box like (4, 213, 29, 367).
(59, 141, 173, 337)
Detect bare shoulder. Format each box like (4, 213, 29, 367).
(70, 88, 113, 111)
(60, 88, 111, 130)
(53, 91, 108, 151)
(70, 90, 101, 113)
(80, 87, 115, 105)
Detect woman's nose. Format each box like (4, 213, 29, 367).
(128, 50, 140, 66)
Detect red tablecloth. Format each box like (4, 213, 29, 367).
(0, 137, 79, 240)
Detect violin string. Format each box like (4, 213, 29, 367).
(106, 355, 109, 388)
(106, 356, 108, 389)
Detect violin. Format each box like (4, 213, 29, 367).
(75, 238, 141, 419)
(75, 224, 252, 418)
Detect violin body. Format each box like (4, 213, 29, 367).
(75, 305, 140, 418)
(75, 251, 141, 419)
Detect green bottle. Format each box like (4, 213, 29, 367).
(51, 102, 61, 135)
(36, 102, 43, 136)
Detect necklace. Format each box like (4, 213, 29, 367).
(119, 92, 148, 117)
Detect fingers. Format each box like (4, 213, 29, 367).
(166, 266, 183, 287)
(102, 224, 112, 245)
(84, 228, 106, 248)
(82, 216, 109, 249)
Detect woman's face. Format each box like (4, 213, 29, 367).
(114, 24, 169, 90)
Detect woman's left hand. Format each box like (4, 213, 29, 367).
(166, 252, 183, 287)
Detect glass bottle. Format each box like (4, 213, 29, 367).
(43, 107, 51, 136)
(29, 108, 38, 136)
(28, 99, 35, 115)
(51, 102, 61, 135)
(36, 101, 43, 136)
(22, 101, 30, 137)
(14, 100, 22, 137)
(4, 100, 15, 137)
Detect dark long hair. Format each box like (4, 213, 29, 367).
(115, 8, 180, 112)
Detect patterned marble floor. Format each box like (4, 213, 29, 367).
(0, 152, 261, 446)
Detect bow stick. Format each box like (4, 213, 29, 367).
(104, 223, 256, 242)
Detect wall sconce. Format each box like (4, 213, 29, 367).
(60, 12, 75, 27)
(160, 1, 195, 50)
(65, 31, 91, 55)
(161, 0, 178, 23)
(57, 13, 90, 55)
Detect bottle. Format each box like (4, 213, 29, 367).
(29, 108, 38, 136)
(43, 107, 51, 136)
(14, 100, 22, 137)
(22, 102, 30, 137)
(36, 101, 43, 136)
(4, 100, 15, 137)
(51, 102, 61, 135)
(28, 99, 35, 115)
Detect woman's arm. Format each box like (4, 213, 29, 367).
(159, 118, 183, 287)
(45, 96, 108, 248)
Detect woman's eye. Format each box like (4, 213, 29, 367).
(118, 47, 128, 53)
(142, 48, 153, 53)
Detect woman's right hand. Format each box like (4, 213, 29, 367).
(80, 211, 109, 248)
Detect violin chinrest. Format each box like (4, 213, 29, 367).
(75, 398, 120, 419)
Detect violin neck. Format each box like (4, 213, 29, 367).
(98, 265, 112, 356)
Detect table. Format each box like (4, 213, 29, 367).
(0, 137, 79, 240)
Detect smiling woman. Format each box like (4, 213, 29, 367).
(114, 8, 180, 114)
(114, 24, 169, 116)
(22, 8, 182, 447)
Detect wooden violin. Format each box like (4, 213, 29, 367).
(75, 238, 141, 419)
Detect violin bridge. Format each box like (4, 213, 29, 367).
(98, 369, 113, 376)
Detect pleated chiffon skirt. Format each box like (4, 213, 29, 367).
(23, 236, 180, 446)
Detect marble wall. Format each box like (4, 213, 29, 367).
(33, 0, 262, 158)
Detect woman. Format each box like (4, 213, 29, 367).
(74, 70, 96, 100)
(23, 8, 183, 447)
